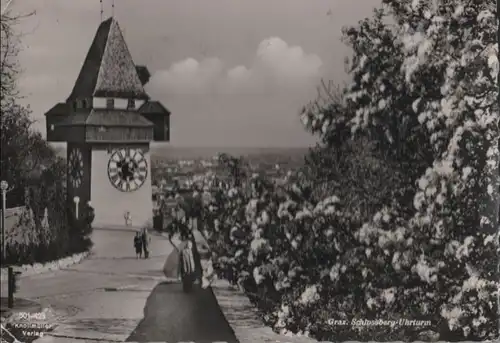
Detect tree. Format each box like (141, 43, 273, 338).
(217, 153, 247, 187)
(1, 12, 21, 109)
(150, 1, 499, 341)
(1, 10, 93, 263)
(198, 0, 498, 341)
(0, 10, 46, 207)
(301, 0, 499, 339)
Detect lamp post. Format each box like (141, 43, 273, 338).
(73, 196, 80, 219)
(124, 211, 132, 226)
(496, 2, 500, 330)
(1, 180, 9, 261)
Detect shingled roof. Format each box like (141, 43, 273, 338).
(55, 109, 153, 127)
(138, 101, 171, 115)
(135, 65, 151, 86)
(57, 111, 91, 126)
(67, 17, 148, 101)
(44, 102, 69, 117)
(86, 109, 154, 127)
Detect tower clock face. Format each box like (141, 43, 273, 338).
(68, 148, 84, 189)
(107, 148, 148, 192)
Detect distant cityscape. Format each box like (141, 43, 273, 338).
(149, 147, 309, 210)
(51, 144, 310, 211)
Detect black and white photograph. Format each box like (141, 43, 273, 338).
(0, 0, 498, 342)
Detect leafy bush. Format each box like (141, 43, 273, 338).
(3, 160, 94, 266)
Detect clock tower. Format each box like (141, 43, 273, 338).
(44, 17, 171, 229)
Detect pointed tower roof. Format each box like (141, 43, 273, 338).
(67, 17, 149, 101)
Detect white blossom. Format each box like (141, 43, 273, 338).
(299, 285, 320, 305)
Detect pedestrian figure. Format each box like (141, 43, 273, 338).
(83, 201, 95, 234)
(141, 227, 151, 258)
(134, 231, 143, 259)
(178, 239, 196, 292)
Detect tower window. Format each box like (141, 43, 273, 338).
(127, 99, 135, 109)
(106, 98, 115, 109)
(75, 99, 86, 109)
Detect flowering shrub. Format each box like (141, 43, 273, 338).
(172, 163, 495, 341)
(299, 1, 498, 339)
(159, 0, 499, 341)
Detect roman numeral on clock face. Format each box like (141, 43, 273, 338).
(110, 173, 120, 185)
(107, 148, 148, 192)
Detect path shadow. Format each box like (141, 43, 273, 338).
(125, 282, 239, 343)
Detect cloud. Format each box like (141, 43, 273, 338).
(153, 57, 224, 94)
(149, 37, 323, 95)
(255, 37, 323, 79)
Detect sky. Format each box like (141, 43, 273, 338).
(9, 0, 381, 148)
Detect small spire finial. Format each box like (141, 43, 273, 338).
(111, 0, 115, 17)
(100, 0, 103, 22)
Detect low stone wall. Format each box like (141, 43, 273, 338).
(0, 206, 26, 240)
(1, 206, 26, 217)
(0, 251, 91, 280)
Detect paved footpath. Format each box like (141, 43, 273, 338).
(125, 282, 238, 342)
(0, 228, 238, 343)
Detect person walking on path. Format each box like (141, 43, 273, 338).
(178, 240, 197, 292)
(134, 231, 143, 259)
(83, 201, 95, 235)
(141, 227, 151, 258)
